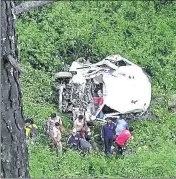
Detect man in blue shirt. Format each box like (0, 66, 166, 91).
(102, 118, 116, 156)
(115, 115, 129, 136)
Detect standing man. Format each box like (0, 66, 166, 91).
(102, 118, 116, 156)
(52, 122, 62, 155)
(115, 127, 134, 155)
(46, 113, 63, 137)
(46, 113, 63, 148)
(115, 115, 129, 137)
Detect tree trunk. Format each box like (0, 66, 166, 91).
(1, 1, 30, 178)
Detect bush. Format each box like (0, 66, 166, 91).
(16, 1, 176, 178)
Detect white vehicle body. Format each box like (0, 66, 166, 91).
(55, 55, 152, 121)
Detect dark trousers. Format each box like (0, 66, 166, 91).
(116, 143, 123, 155)
(104, 137, 113, 154)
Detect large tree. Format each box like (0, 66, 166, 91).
(1, 1, 54, 178)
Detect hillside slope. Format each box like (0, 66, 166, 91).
(16, 1, 176, 178)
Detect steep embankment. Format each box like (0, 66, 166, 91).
(17, 1, 176, 178)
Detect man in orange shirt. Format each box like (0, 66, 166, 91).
(115, 127, 134, 155)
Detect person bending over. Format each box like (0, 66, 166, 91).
(67, 128, 81, 151)
(115, 127, 134, 155)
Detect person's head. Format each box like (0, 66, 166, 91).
(25, 118, 34, 126)
(120, 114, 126, 119)
(72, 128, 77, 136)
(129, 127, 134, 132)
(97, 90, 103, 97)
(55, 122, 60, 129)
(106, 118, 112, 124)
(78, 115, 84, 121)
(51, 113, 57, 120)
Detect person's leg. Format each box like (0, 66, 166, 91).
(118, 145, 123, 155)
(88, 145, 92, 153)
(104, 138, 109, 155)
(108, 138, 113, 154)
(48, 136, 54, 149)
(56, 142, 62, 156)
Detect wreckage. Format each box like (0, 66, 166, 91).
(54, 55, 152, 122)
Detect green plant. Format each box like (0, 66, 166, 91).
(16, 1, 176, 178)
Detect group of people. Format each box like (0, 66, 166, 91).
(102, 117, 133, 156)
(45, 112, 93, 155)
(24, 109, 134, 157)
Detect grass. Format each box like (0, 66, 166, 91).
(16, 1, 176, 178)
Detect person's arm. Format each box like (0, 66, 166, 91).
(83, 121, 88, 132)
(46, 119, 50, 134)
(67, 135, 72, 145)
(59, 119, 63, 126)
(113, 123, 116, 136)
(57, 130, 61, 142)
(57, 116, 63, 125)
(59, 117, 65, 132)
(33, 124, 38, 129)
(125, 123, 129, 129)
(101, 125, 105, 139)
(73, 120, 77, 129)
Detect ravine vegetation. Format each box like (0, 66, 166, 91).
(16, 1, 176, 178)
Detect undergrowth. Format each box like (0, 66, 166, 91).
(16, 1, 176, 178)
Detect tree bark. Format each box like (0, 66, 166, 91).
(13, 1, 55, 16)
(1, 1, 30, 178)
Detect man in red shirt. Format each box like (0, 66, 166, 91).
(115, 127, 134, 155)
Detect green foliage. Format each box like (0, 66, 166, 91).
(17, 1, 176, 94)
(28, 142, 176, 178)
(21, 65, 71, 128)
(16, 1, 176, 178)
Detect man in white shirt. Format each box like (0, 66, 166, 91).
(52, 122, 62, 155)
(46, 113, 63, 137)
(73, 115, 85, 132)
